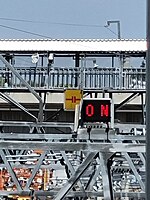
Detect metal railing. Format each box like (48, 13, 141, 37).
(0, 66, 146, 90)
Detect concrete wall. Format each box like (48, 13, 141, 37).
(0, 92, 145, 105)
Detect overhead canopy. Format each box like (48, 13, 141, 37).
(0, 39, 146, 56)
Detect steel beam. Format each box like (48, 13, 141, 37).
(61, 151, 86, 194)
(99, 153, 114, 200)
(0, 54, 43, 122)
(0, 133, 146, 141)
(0, 121, 73, 129)
(0, 191, 145, 198)
(25, 151, 47, 190)
(0, 150, 22, 191)
(86, 165, 101, 191)
(54, 152, 97, 200)
(115, 93, 140, 111)
(0, 141, 145, 152)
(146, 0, 150, 199)
(0, 92, 37, 121)
(124, 152, 145, 191)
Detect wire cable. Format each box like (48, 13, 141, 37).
(0, 18, 119, 38)
(105, 26, 119, 37)
(0, 17, 105, 28)
(0, 23, 118, 39)
(0, 17, 118, 34)
(0, 17, 38, 23)
(0, 24, 52, 39)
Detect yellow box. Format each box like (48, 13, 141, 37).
(64, 89, 83, 111)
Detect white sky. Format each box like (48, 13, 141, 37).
(0, 0, 146, 39)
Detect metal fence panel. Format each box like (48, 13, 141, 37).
(0, 66, 146, 90)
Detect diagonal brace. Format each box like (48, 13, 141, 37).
(0, 149, 22, 191)
(54, 152, 97, 200)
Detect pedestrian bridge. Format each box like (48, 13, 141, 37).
(0, 66, 146, 90)
(0, 38, 146, 91)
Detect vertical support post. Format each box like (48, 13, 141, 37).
(141, 93, 145, 124)
(112, 57, 114, 68)
(102, 90, 105, 98)
(75, 53, 80, 67)
(99, 153, 114, 200)
(109, 92, 112, 99)
(74, 104, 80, 133)
(80, 56, 84, 90)
(75, 53, 80, 87)
(117, 21, 121, 39)
(110, 97, 114, 129)
(119, 54, 123, 89)
(146, 0, 150, 199)
(41, 55, 44, 67)
(111, 57, 115, 88)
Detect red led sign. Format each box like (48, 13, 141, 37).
(81, 99, 111, 123)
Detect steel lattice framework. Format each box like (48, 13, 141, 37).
(0, 38, 147, 199)
(0, 123, 146, 199)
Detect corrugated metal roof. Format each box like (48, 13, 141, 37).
(0, 39, 146, 52)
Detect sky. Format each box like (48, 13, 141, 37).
(0, 0, 146, 40)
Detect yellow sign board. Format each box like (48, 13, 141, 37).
(64, 89, 83, 111)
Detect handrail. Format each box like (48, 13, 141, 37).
(0, 66, 146, 90)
